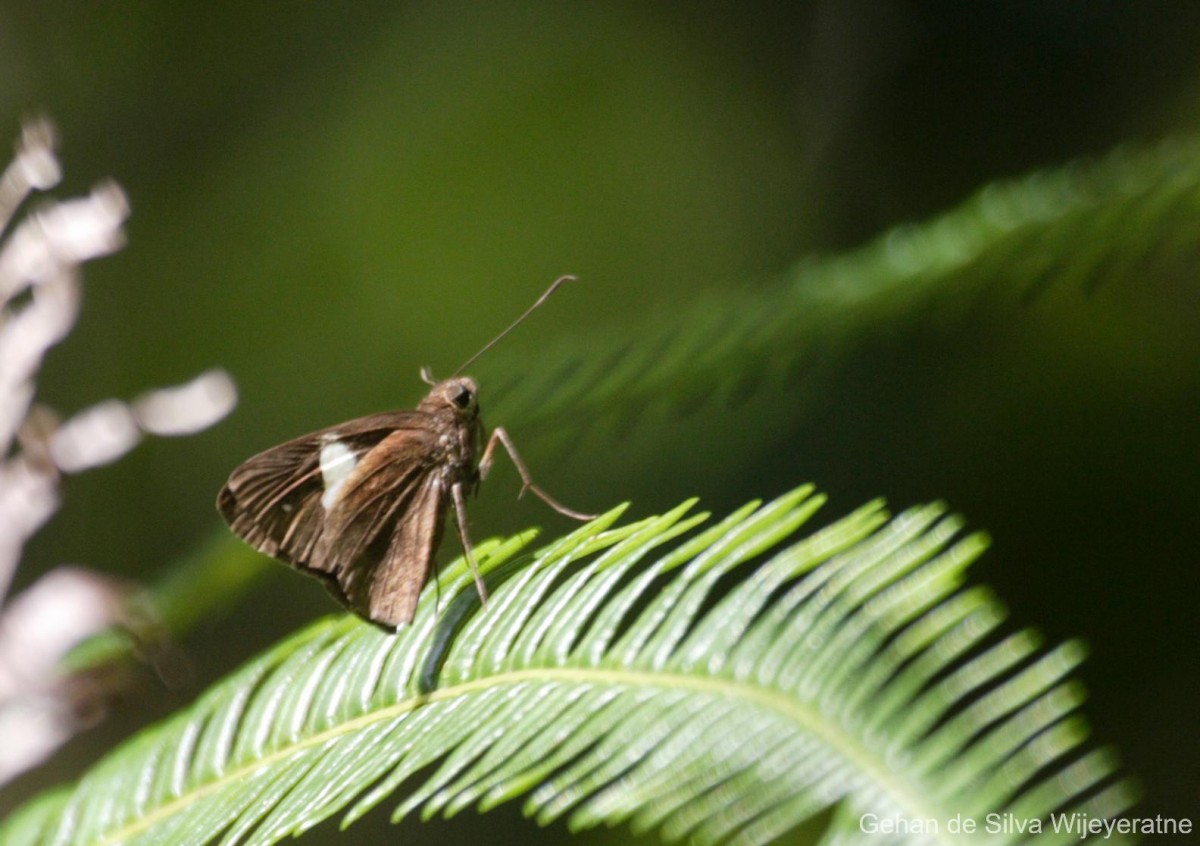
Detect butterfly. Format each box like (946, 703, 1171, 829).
(216, 277, 593, 628)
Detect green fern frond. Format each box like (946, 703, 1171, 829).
(485, 137, 1200, 434)
(1, 488, 1132, 845)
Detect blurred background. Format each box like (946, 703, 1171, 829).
(1, 2, 1198, 842)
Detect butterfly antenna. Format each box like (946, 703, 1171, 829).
(453, 275, 576, 375)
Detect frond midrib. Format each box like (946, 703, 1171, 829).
(96, 664, 945, 846)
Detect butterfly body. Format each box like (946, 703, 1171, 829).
(218, 377, 484, 628)
(218, 275, 593, 629)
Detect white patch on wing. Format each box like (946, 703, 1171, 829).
(319, 437, 358, 509)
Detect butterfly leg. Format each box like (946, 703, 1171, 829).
(451, 481, 490, 607)
(479, 427, 597, 521)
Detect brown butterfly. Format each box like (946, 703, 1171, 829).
(217, 276, 593, 629)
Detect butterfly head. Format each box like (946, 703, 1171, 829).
(419, 375, 480, 420)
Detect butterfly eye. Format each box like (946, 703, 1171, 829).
(452, 386, 474, 409)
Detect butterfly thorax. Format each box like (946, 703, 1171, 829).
(419, 376, 483, 495)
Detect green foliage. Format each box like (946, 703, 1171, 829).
(1, 489, 1130, 845)
(483, 137, 1200, 439)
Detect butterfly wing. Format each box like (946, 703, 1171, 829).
(337, 469, 447, 626)
(216, 412, 431, 578)
(313, 425, 443, 601)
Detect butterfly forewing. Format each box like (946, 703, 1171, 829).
(349, 474, 446, 625)
(313, 427, 449, 625)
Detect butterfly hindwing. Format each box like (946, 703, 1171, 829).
(217, 434, 322, 564)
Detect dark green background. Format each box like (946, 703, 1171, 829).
(3, 3, 1198, 843)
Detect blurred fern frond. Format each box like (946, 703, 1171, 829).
(486, 137, 1200, 435)
(0, 488, 1130, 845)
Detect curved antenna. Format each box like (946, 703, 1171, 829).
(453, 274, 577, 375)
